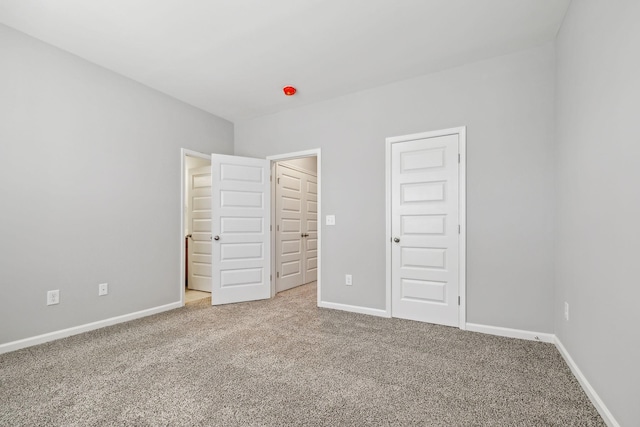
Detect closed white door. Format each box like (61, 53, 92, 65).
(275, 165, 304, 292)
(211, 154, 271, 305)
(391, 134, 459, 326)
(187, 165, 212, 292)
(303, 175, 318, 282)
(275, 165, 318, 292)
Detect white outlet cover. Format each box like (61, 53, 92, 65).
(47, 290, 59, 305)
(326, 215, 336, 226)
(99, 283, 108, 296)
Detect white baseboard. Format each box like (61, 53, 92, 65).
(465, 324, 619, 426)
(465, 322, 555, 343)
(0, 301, 182, 355)
(318, 300, 390, 318)
(554, 337, 620, 427)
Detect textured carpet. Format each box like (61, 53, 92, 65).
(0, 283, 604, 426)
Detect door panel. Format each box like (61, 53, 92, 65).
(187, 165, 212, 292)
(221, 217, 262, 233)
(275, 164, 317, 292)
(304, 174, 318, 283)
(391, 134, 459, 326)
(275, 165, 304, 292)
(220, 243, 263, 261)
(211, 154, 270, 305)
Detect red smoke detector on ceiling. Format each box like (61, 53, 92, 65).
(283, 86, 297, 96)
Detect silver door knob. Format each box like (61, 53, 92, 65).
(214, 235, 220, 241)
(393, 237, 400, 243)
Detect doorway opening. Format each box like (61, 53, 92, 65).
(179, 148, 322, 307)
(267, 150, 321, 302)
(271, 156, 318, 296)
(180, 149, 212, 305)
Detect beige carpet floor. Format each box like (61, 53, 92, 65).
(0, 283, 604, 426)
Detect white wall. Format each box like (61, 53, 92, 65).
(236, 44, 556, 332)
(280, 157, 317, 174)
(555, 1, 640, 425)
(0, 24, 233, 345)
(185, 156, 212, 171)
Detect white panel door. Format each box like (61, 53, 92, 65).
(211, 154, 270, 305)
(187, 165, 212, 292)
(304, 174, 318, 283)
(275, 165, 318, 292)
(275, 165, 304, 292)
(391, 134, 459, 326)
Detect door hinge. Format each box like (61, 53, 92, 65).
(277, 177, 280, 184)
(458, 296, 461, 306)
(458, 225, 461, 234)
(458, 153, 461, 163)
(270, 175, 272, 182)
(270, 274, 272, 281)
(270, 225, 272, 231)
(277, 272, 280, 278)
(277, 225, 280, 231)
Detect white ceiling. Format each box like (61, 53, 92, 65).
(0, 0, 570, 121)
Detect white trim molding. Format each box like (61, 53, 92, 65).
(555, 337, 621, 427)
(467, 325, 618, 425)
(0, 302, 182, 355)
(465, 323, 555, 343)
(318, 301, 390, 318)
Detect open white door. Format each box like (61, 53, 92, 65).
(211, 154, 271, 305)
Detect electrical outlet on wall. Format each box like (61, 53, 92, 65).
(47, 290, 59, 306)
(345, 274, 352, 286)
(564, 302, 569, 321)
(99, 283, 108, 296)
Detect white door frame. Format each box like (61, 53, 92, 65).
(179, 148, 211, 306)
(385, 127, 467, 329)
(267, 149, 321, 305)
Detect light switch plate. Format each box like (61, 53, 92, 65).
(326, 215, 336, 226)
